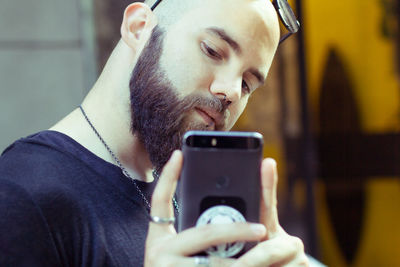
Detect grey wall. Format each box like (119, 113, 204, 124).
(0, 0, 97, 152)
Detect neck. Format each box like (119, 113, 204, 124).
(50, 40, 154, 182)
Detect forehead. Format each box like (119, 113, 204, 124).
(164, 0, 279, 70)
(196, 0, 279, 43)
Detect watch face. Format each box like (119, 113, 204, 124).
(196, 205, 246, 257)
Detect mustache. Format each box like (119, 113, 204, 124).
(176, 93, 228, 129)
(181, 93, 227, 114)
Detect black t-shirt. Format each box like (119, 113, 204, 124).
(0, 131, 156, 266)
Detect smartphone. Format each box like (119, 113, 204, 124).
(177, 130, 264, 258)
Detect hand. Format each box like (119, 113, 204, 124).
(144, 150, 268, 267)
(232, 159, 309, 267)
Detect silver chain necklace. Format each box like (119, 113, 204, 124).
(79, 105, 180, 214)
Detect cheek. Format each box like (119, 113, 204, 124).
(161, 35, 214, 96)
(226, 99, 248, 129)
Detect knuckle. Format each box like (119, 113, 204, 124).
(258, 243, 281, 261)
(290, 236, 304, 251)
(298, 255, 310, 266)
(268, 247, 282, 262)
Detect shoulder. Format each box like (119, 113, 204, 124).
(0, 179, 62, 266)
(0, 132, 99, 218)
(0, 142, 89, 215)
(1, 131, 74, 166)
(1, 130, 79, 165)
(0, 148, 94, 243)
(0, 131, 91, 188)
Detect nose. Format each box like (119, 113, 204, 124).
(209, 76, 242, 106)
(214, 94, 232, 108)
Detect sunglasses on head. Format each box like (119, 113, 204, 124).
(272, 0, 300, 44)
(150, 0, 300, 45)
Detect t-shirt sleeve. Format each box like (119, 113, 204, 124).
(0, 180, 61, 266)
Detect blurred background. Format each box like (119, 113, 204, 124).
(0, 0, 399, 266)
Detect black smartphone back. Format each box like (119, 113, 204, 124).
(177, 131, 263, 257)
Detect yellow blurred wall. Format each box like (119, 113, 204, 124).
(304, 0, 400, 266)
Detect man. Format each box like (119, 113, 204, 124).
(0, 0, 309, 266)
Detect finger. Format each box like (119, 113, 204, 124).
(149, 150, 182, 233)
(260, 158, 281, 237)
(167, 223, 266, 255)
(153, 256, 236, 267)
(232, 235, 303, 267)
(181, 256, 236, 267)
(284, 253, 309, 267)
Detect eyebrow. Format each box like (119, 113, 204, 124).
(205, 27, 242, 55)
(205, 27, 266, 86)
(245, 68, 264, 86)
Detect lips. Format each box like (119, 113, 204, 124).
(195, 107, 224, 129)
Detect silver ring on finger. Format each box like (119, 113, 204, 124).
(194, 256, 210, 266)
(150, 215, 175, 224)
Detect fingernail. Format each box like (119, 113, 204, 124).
(250, 224, 266, 236)
(265, 158, 277, 167)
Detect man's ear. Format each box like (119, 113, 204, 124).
(121, 3, 157, 50)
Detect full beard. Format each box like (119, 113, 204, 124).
(129, 26, 226, 172)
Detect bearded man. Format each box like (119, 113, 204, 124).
(0, 0, 310, 266)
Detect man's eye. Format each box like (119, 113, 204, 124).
(201, 42, 223, 60)
(242, 80, 251, 94)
